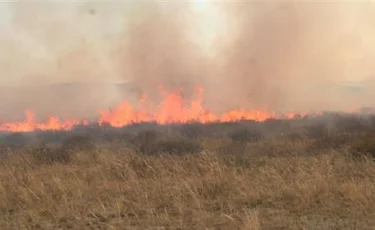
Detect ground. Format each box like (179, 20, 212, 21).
(1, 115, 375, 229)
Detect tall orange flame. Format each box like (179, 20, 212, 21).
(0, 85, 327, 133)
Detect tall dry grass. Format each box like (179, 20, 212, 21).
(1, 145, 375, 229)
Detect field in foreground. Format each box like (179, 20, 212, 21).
(2, 115, 375, 229)
(1, 148, 375, 229)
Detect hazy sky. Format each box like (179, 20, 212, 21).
(1, 1, 375, 86)
(0, 1, 224, 86)
(1, 1, 375, 117)
(0, 2, 130, 86)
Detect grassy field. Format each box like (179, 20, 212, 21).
(1, 115, 375, 229)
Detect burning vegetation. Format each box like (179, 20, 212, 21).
(2, 2, 375, 228)
(1, 1, 375, 130)
(0, 85, 317, 133)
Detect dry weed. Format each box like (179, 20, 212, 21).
(0, 145, 374, 229)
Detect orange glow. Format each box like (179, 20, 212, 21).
(0, 85, 357, 133)
(0, 110, 82, 132)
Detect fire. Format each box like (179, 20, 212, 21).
(0, 110, 83, 132)
(0, 85, 316, 133)
(98, 86, 218, 127)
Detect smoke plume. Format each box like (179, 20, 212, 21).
(0, 1, 375, 120)
(205, 2, 375, 113)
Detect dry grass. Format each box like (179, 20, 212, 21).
(1, 144, 375, 229)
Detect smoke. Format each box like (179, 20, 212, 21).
(204, 2, 375, 113)
(118, 1, 375, 113)
(0, 1, 375, 120)
(116, 1, 206, 101)
(0, 2, 133, 119)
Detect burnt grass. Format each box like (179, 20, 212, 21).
(2, 113, 375, 229)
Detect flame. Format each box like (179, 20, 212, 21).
(0, 110, 83, 132)
(0, 85, 350, 133)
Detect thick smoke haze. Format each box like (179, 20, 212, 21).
(0, 1, 374, 120)
(205, 2, 375, 113)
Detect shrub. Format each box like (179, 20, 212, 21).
(334, 115, 372, 133)
(35, 131, 69, 145)
(142, 138, 203, 155)
(31, 144, 72, 165)
(312, 133, 354, 150)
(131, 130, 160, 153)
(221, 154, 253, 169)
(350, 135, 375, 159)
(0, 144, 17, 159)
(217, 142, 248, 156)
(59, 135, 98, 161)
(264, 118, 291, 133)
(305, 122, 329, 139)
(283, 131, 307, 142)
(229, 128, 263, 143)
(1, 133, 28, 146)
(178, 123, 207, 139)
(104, 132, 134, 145)
(61, 135, 96, 153)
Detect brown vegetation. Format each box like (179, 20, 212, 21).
(1, 116, 375, 229)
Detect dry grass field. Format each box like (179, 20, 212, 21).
(1, 115, 375, 229)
